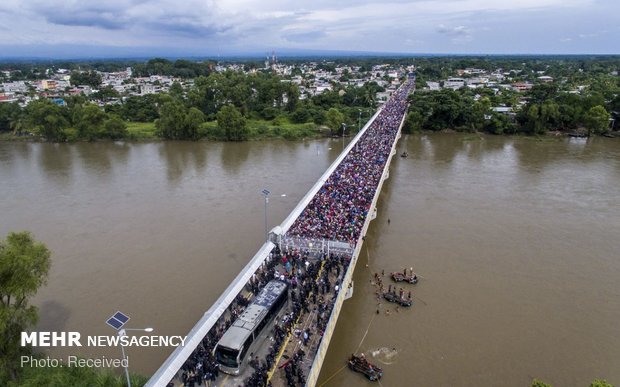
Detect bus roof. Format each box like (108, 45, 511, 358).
(217, 324, 253, 351)
(234, 304, 267, 331)
(216, 280, 288, 351)
(253, 280, 287, 308)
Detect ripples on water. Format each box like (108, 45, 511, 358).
(0, 134, 619, 386)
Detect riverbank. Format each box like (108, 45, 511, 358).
(125, 119, 330, 141)
(410, 128, 620, 140)
(3, 124, 617, 143)
(0, 118, 331, 142)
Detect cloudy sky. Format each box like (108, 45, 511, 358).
(0, 0, 618, 58)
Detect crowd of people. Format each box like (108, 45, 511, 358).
(244, 249, 348, 386)
(287, 78, 415, 244)
(171, 247, 281, 387)
(283, 350, 307, 386)
(171, 244, 349, 387)
(170, 78, 415, 387)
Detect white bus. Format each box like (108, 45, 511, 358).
(214, 280, 288, 375)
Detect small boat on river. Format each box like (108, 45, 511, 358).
(391, 271, 418, 284)
(383, 292, 413, 307)
(348, 354, 383, 381)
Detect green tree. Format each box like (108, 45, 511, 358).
(590, 379, 614, 387)
(402, 111, 425, 133)
(76, 104, 107, 141)
(484, 112, 513, 135)
(0, 231, 51, 383)
(169, 81, 184, 100)
(184, 107, 205, 140)
(0, 102, 22, 132)
(531, 379, 552, 387)
(69, 70, 102, 88)
(528, 83, 558, 104)
(471, 98, 491, 131)
(93, 86, 119, 102)
(362, 84, 377, 108)
(584, 105, 610, 136)
(285, 83, 300, 112)
(520, 104, 547, 135)
(326, 108, 345, 134)
(121, 95, 160, 122)
(217, 104, 247, 141)
(24, 100, 67, 141)
(188, 75, 219, 117)
(540, 100, 560, 130)
(157, 101, 187, 140)
(290, 105, 312, 123)
(103, 115, 128, 140)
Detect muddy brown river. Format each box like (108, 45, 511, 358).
(1, 134, 619, 386)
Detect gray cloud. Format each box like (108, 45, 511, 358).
(284, 31, 326, 43)
(436, 24, 473, 44)
(0, 0, 618, 55)
(437, 24, 471, 36)
(144, 20, 230, 38)
(45, 11, 126, 30)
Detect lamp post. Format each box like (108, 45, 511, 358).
(261, 189, 270, 241)
(106, 311, 152, 387)
(341, 123, 347, 149)
(358, 109, 362, 131)
(117, 328, 153, 387)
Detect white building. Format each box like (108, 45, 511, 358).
(444, 78, 465, 90)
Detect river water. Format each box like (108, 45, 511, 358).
(1, 134, 619, 386)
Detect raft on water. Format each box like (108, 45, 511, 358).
(348, 354, 383, 381)
(391, 271, 418, 284)
(383, 292, 413, 307)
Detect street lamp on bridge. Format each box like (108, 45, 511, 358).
(358, 109, 362, 131)
(106, 311, 153, 387)
(262, 189, 270, 241)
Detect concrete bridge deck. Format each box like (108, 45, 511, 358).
(146, 76, 415, 387)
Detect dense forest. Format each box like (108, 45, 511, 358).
(403, 84, 617, 136)
(403, 56, 619, 136)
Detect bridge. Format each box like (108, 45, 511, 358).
(146, 75, 415, 387)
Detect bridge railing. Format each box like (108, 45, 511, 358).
(278, 235, 355, 257)
(145, 241, 276, 387)
(146, 78, 414, 387)
(278, 108, 383, 235)
(305, 81, 414, 386)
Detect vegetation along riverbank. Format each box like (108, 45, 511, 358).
(1, 56, 618, 143)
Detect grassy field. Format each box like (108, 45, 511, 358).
(126, 118, 327, 141)
(199, 117, 328, 141)
(126, 121, 158, 140)
(0, 118, 331, 142)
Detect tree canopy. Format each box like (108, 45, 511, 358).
(217, 104, 247, 141)
(584, 105, 611, 136)
(69, 70, 102, 88)
(0, 231, 51, 383)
